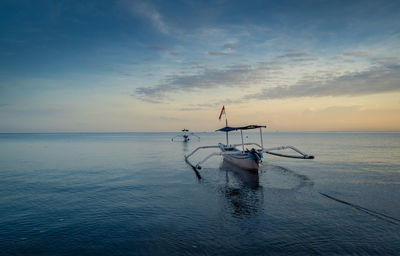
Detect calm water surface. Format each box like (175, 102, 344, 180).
(0, 132, 399, 255)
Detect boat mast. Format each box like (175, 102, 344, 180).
(259, 127, 264, 149)
(240, 130, 244, 152)
(220, 105, 229, 146)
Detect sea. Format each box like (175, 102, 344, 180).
(0, 132, 399, 255)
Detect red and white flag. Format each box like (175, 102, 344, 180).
(218, 105, 225, 120)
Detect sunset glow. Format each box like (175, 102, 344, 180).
(0, 1, 399, 132)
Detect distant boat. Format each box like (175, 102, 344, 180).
(171, 129, 200, 142)
(185, 107, 314, 172)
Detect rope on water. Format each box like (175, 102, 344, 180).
(319, 192, 400, 225)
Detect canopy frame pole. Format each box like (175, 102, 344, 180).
(259, 127, 264, 149)
(240, 130, 245, 152)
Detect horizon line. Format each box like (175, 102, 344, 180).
(0, 131, 399, 134)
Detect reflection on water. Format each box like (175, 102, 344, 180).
(220, 159, 259, 188)
(219, 160, 263, 218)
(260, 163, 314, 191)
(1, 132, 399, 255)
(182, 141, 189, 152)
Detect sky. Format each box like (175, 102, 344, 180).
(0, 0, 399, 132)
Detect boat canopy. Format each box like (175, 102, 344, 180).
(216, 125, 266, 132)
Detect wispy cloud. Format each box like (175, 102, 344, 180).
(178, 107, 204, 111)
(278, 48, 313, 58)
(133, 48, 315, 102)
(223, 43, 239, 50)
(177, 100, 247, 111)
(149, 45, 168, 50)
(248, 60, 400, 99)
(135, 64, 267, 100)
(208, 51, 239, 56)
(207, 42, 240, 56)
(122, 0, 169, 34)
(343, 51, 369, 57)
(134, 41, 399, 103)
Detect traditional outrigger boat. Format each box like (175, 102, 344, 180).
(171, 129, 200, 142)
(185, 107, 314, 172)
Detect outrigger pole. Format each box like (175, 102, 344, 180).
(185, 124, 314, 171)
(184, 107, 315, 172)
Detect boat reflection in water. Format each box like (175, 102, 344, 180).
(182, 141, 189, 152)
(220, 159, 260, 187)
(218, 159, 264, 217)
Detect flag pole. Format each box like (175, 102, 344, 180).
(225, 108, 229, 145)
(219, 105, 229, 146)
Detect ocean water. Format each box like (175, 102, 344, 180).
(0, 132, 399, 255)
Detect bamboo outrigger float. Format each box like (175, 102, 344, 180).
(185, 107, 314, 172)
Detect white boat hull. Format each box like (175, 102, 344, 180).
(184, 122, 314, 175)
(222, 154, 259, 171)
(219, 144, 259, 171)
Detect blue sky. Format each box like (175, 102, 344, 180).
(0, 0, 399, 132)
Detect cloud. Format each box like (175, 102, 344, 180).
(134, 42, 399, 103)
(279, 49, 313, 59)
(343, 51, 369, 57)
(149, 45, 168, 50)
(177, 99, 248, 111)
(207, 42, 240, 56)
(288, 57, 317, 62)
(374, 56, 400, 66)
(275, 49, 316, 63)
(135, 65, 267, 100)
(133, 48, 313, 102)
(222, 43, 239, 50)
(123, 0, 169, 34)
(184, 103, 220, 109)
(223, 43, 239, 50)
(208, 51, 239, 56)
(178, 107, 204, 111)
(249, 61, 400, 99)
